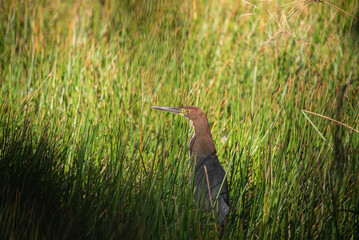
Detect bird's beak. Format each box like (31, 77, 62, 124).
(151, 106, 183, 115)
(151, 106, 190, 119)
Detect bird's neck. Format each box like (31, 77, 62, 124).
(189, 121, 216, 164)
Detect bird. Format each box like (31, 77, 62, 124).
(151, 106, 229, 226)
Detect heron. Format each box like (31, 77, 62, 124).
(151, 106, 229, 226)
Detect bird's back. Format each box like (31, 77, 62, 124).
(193, 153, 229, 225)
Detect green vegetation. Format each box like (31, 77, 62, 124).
(1, 0, 358, 239)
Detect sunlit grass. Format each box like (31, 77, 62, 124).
(1, 0, 358, 239)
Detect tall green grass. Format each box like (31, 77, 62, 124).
(1, 0, 358, 239)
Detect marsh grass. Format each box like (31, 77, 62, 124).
(1, 0, 359, 239)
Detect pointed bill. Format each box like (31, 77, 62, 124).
(151, 106, 183, 115)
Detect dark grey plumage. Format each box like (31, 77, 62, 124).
(193, 153, 229, 226)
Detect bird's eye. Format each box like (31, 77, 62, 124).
(181, 109, 190, 115)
